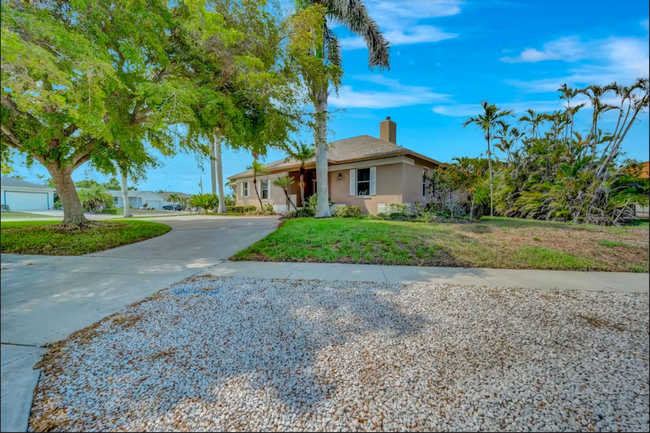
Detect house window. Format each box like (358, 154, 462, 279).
(357, 168, 371, 196)
(114, 196, 119, 205)
(243, 182, 249, 197)
(261, 180, 269, 200)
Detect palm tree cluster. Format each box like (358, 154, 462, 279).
(464, 79, 649, 225)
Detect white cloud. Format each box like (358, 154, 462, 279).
(432, 100, 568, 117)
(503, 36, 649, 92)
(642, 19, 649, 31)
(330, 76, 450, 109)
(432, 94, 629, 118)
(338, 0, 461, 49)
(340, 25, 458, 49)
(501, 37, 587, 63)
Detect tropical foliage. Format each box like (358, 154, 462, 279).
(190, 193, 220, 214)
(78, 185, 113, 213)
(461, 80, 649, 226)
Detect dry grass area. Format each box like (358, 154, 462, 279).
(234, 217, 649, 272)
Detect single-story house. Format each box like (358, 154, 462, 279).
(1, 177, 56, 211)
(227, 117, 443, 215)
(106, 190, 166, 210)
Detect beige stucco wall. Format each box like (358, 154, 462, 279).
(235, 172, 292, 209)
(234, 158, 439, 214)
(401, 159, 435, 206)
(329, 163, 403, 215)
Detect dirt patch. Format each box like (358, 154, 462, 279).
(574, 314, 626, 332)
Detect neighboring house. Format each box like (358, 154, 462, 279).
(1, 177, 56, 211)
(227, 117, 443, 214)
(106, 190, 166, 210)
(159, 191, 192, 205)
(637, 161, 649, 219)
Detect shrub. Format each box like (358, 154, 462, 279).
(190, 193, 219, 213)
(226, 205, 257, 214)
(333, 205, 363, 218)
(245, 204, 276, 216)
(100, 208, 118, 214)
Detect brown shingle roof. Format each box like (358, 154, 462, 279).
(227, 135, 441, 180)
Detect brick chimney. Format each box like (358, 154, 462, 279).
(380, 116, 396, 144)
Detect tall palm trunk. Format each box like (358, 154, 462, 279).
(486, 132, 494, 217)
(314, 89, 331, 218)
(120, 168, 133, 217)
(299, 166, 305, 207)
(210, 140, 217, 195)
(48, 165, 88, 225)
(214, 133, 227, 213)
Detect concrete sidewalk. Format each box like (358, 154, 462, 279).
(1, 345, 45, 433)
(202, 261, 650, 293)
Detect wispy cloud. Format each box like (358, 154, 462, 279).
(642, 19, 649, 31)
(501, 37, 587, 63)
(502, 35, 649, 93)
(432, 94, 627, 118)
(338, 0, 461, 49)
(340, 25, 457, 49)
(432, 100, 567, 117)
(330, 76, 450, 109)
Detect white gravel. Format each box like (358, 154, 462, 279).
(30, 277, 649, 432)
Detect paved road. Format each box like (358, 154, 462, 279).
(1, 215, 279, 346)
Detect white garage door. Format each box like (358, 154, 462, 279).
(5, 191, 49, 210)
(147, 200, 162, 210)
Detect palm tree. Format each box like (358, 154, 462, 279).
(225, 179, 236, 194)
(518, 109, 547, 138)
(247, 159, 268, 210)
(168, 193, 180, 205)
(292, 0, 390, 218)
(273, 175, 299, 212)
(285, 143, 315, 207)
(463, 102, 513, 216)
(78, 185, 112, 213)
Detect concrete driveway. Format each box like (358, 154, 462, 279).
(1, 215, 279, 346)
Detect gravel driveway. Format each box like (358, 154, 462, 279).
(30, 277, 649, 432)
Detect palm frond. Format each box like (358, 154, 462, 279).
(322, 0, 390, 70)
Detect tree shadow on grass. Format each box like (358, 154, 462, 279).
(32, 277, 429, 431)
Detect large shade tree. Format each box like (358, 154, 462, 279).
(289, 0, 390, 218)
(1, 0, 201, 225)
(178, 0, 303, 214)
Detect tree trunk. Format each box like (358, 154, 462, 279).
(254, 177, 263, 210)
(285, 189, 298, 212)
(210, 140, 217, 195)
(486, 133, 494, 217)
(299, 167, 305, 208)
(120, 168, 133, 217)
(470, 194, 475, 220)
(48, 166, 88, 225)
(314, 89, 331, 218)
(214, 134, 227, 213)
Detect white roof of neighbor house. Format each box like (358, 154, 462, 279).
(1, 177, 55, 191)
(104, 190, 165, 199)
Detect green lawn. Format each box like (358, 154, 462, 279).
(1, 211, 57, 219)
(233, 217, 649, 272)
(1, 220, 171, 255)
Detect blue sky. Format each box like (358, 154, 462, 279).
(13, 0, 650, 193)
